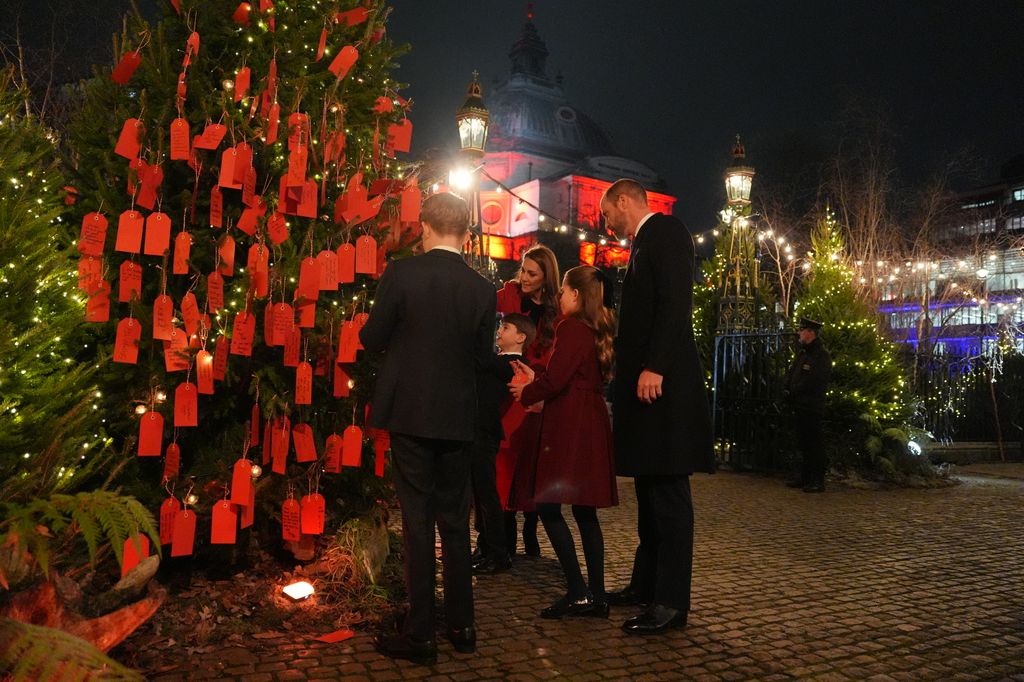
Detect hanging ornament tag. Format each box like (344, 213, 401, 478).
(159, 497, 180, 544)
(218, 148, 242, 189)
(241, 484, 256, 528)
(139, 411, 164, 456)
(292, 422, 317, 461)
(174, 382, 198, 427)
(336, 243, 355, 283)
(342, 424, 363, 467)
(194, 123, 226, 150)
(266, 102, 280, 144)
(172, 231, 192, 274)
(164, 328, 190, 372)
(153, 294, 174, 341)
(213, 337, 228, 380)
(163, 442, 181, 481)
(267, 212, 289, 245)
(297, 257, 320, 302)
(373, 96, 394, 115)
(283, 326, 301, 367)
(300, 494, 325, 535)
(111, 51, 142, 85)
(234, 66, 251, 102)
(180, 291, 201, 337)
(286, 146, 308, 186)
(183, 31, 200, 66)
(336, 6, 369, 26)
(196, 349, 214, 394)
(242, 168, 257, 209)
(337, 320, 358, 363)
(143, 212, 172, 256)
(295, 362, 313, 405)
(325, 131, 346, 164)
(121, 534, 151, 578)
(170, 118, 191, 161)
(260, 301, 275, 346)
(113, 318, 142, 364)
(231, 310, 256, 356)
(78, 256, 101, 292)
(262, 419, 272, 465)
(355, 235, 377, 274)
(114, 118, 143, 158)
(296, 300, 316, 329)
(211, 501, 238, 544)
(296, 179, 318, 219)
(324, 434, 343, 473)
(115, 210, 144, 253)
(328, 45, 359, 79)
(374, 434, 388, 477)
(208, 186, 224, 228)
(118, 261, 142, 303)
(78, 212, 108, 257)
(170, 509, 197, 556)
(317, 249, 338, 289)
(218, 235, 236, 276)
(287, 112, 309, 151)
(400, 185, 422, 223)
(249, 244, 270, 297)
(333, 363, 351, 398)
(316, 27, 328, 62)
(232, 142, 253, 184)
(85, 280, 111, 322)
(353, 312, 369, 351)
(387, 119, 413, 154)
(207, 271, 225, 312)
(272, 302, 293, 346)
(281, 498, 301, 542)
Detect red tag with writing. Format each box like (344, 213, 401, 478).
(210, 186, 223, 227)
(153, 294, 174, 341)
(115, 210, 144, 253)
(262, 301, 276, 346)
(281, 498, 301, 542)
(85, 280, 110, 323)
(286, 146, 308, 187)
(324, 434, 343, 473)
(170, 118, 191, 161)
(174, 382, 198, 427)
(170, 509, 197, 556)
(296, 300, 316, 329)
(163, 442, 181, 481)
(334, 363, 351, 398)
(287, 112, 309, 150)
(272, 302, 293, 346)
(118, 261, 142, 303)
(219, 235, 236, 276)
(77, 256, 101, 292)
(121, 534, 150, 578)
(113, 318, 141, 364)
(342, 425, 363, 467)
(328, 45, 359, 79)
(159, 497, 179, 544)
(196, 349, 214, 394)
(114, 118, 143, 159)
(387, 119, 413, 154)
(295, 362, 313, 405)
(248, 244, 270, 297)
(317, 249, 338, 290)
(172, 231, 191, 274)
(242, 166, 257, 207)
(180, 291, 201, 337)
(292, 422, 317, 461)
(283, 325, 301, 367)
(210, 501, 237, 544)
(401, 185, 421, 223)
(297, 257, 320, 302)
(234, 66, 251, 102)
(111, 51, 142, 85)
(335, 243, 355, 283)
(267, 212, 289, 245)
(300, 493, 325, 535)
(271, 416, 290, 474)
(337, 320, 358, 363)
(183, 31, 200, 66)
(355, 235, 377, 274)
(143, 212, 171, 256)
(207, 272, 224, 312)
(139, 411, 163, 456)
(78, 212, 107, 257)
(231, 310, 256, 356)
(213, 337, 228, 380)
(194, 123, 226, 150)
(164, 328, 190, 372)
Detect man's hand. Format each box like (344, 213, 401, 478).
(636, 369, 664, 404)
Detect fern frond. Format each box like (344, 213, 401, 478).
(0, 617, 143, 681)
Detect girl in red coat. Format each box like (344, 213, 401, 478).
(509, 265, 618, 619)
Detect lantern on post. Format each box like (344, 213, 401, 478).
(455, 71, 489, 159)
(723, 135, 755, 207)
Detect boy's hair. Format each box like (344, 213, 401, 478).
(421, 192, 470, 237)
(501, 312, 536, 350)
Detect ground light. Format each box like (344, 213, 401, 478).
(282, 581, 315, 601)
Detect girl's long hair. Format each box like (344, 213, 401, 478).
(564, 266, 616, 383)
(520, 245, 560, 350)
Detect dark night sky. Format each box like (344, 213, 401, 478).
(4, 1, 1023, 229)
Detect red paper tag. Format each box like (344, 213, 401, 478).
(172, 231, 192, 274)
(266, 102, 280, 144)
(336, 7, 369, 26)
(342, 425, 363, 467)
(138, 411, 164, 456)
(281, 498, 301, 542)
(111, 51, 142, 85)
(170, 118, 191, 161)
(353, 312, 369, 351)
(114, 210, 144, 253)
(296, 300, 316, 329)
(143, 212, 171, 256)
(337, 321, 358, 363)
(183, 31, 200, 66)
(251, 404, 261, 447)
(283, 326, 301, 367)
(336, 243, 355, 283)
(219, 235, 236, 276)
(271, 416, 290, 474)
(300, 493, 325, 535)
(113, 318, 141, 364)
(355, 235, 377, 274)
(296, 180, 317, 219)
(174, 382, 198, 427)
(170, 509, 197, 556)
(85, 280, 110, 323)
(234, 66, 251, 102)
(272, 302, 293, 346)
(77, 256, 101, 292)
(328, 45, 359, 79)
(159, 497, 180, 544)
(295, 362, 313, 405)
(316, 27, 328, 62)
(287, 112, 309, 150)
(316, 250, 338, 290)
(164, 328, 190, 372)
(387, 119, 413, 154)
(373, 96, 394, 115)
(78, 212, 108, 257)
(287, 146, 308, 187)
(267, 212, 289, 245)
(324, 434, 343, 473)
(207, 272, 224, 312)
(333, 363, 351, 398)
(374, 436, 388, 477)
(232, 142, 253, 184)
(213, 336, 228, 380)
(135, 161, 164, 210)
(297, 257, 320, 302)
(237, 196, 266, 235)
(118, 261, 142, 303)
(241, 483, 256, 528)
(325, 131, 346, 164)
(218, 148, 242, 189)
(121, 534, 151, 578)
(314, 629, 355, 644)
(114, 118, 143, 159)
(194, 123, 226, 150)
(242, 167, 257, 208)
(153, 294, 174, 341)
(180, 292, 201, 337)
(211, 501, 238, 544)
(230, 458, 254, 507)
(248, 244, 270, 297)
(196, 349, 214, 394)
(401, 185, 422, 223)
(292, 422, 317, 461)
(209, 186, 224, 228)
(231, 310, 256, 356)
(262, 419, 272, 465)
(163, 442, 181, 480)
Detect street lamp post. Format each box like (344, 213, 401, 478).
(717, 136, 760, 331)
(453, 71, 490, 264)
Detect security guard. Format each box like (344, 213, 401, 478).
(784, 317, 832, 492)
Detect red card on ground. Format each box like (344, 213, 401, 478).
(295, 362, 313, 405)
(113, 318, 141, 364)
(143, 212, 171, 256)
(121, 534, 151, 578)
(159, 497, 179, 545)
(78, 213, 107, 257)
(300, 493, 325, 535)
(211, 501, 238, 545)
(314, 629, 354, 644)
(138, 412, 163, 456)
(170, 509, 196, 556)
(281, 498, 301, 542)
(342, 425, 363, 467)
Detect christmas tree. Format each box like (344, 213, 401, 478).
(62, 0, 421, 568)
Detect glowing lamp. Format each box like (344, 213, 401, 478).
(723, 135, 755, 207)
(283, 581, 315, 600)
(455, 72, 489, 158)
(448, 166, 474, 192)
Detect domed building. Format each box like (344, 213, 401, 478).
(473, 12, 676, 267)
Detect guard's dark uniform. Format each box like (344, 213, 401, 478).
(784, 335, 832, 488)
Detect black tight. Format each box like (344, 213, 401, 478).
(536, 503, 605, 598)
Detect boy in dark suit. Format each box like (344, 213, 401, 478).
(360, 192, 497, 664)
(471, 313, 536, 574)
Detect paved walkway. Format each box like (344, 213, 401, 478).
(147, 472, 1024, 681)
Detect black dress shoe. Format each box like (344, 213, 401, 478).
(373, 632, 437, 664)
(446, 625, 476, 654)
(621, 604, 686, 635)
(540, 593, 603, 619)
(802, 482, 825, 493)
(606, 586, 651, 607)
(472, 555, 512, 574)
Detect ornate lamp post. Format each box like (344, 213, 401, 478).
(717, 136, 760, 331)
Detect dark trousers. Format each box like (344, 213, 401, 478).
(470, 435, 508, 559)
(504, 510, 539, 554)
(626, 475, 694, 612)
(389, 433, 474, 641)
(794, 408, 826, 485)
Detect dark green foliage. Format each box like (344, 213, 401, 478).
(0, 617, 143, 681)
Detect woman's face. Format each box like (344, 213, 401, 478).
(558, 277, 580, 316)
(518, 256, 545, 296)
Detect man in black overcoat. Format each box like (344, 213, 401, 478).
(784, 317, 832, 492)
(360, 192, 497, 664)
(601, 179, 716, 635)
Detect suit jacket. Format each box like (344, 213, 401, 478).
(477, 352, 520, 442)
(612, 213, 716, 476)
(360, 249, 497, 441)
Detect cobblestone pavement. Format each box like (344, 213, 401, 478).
(150, 472, 1024, 681)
